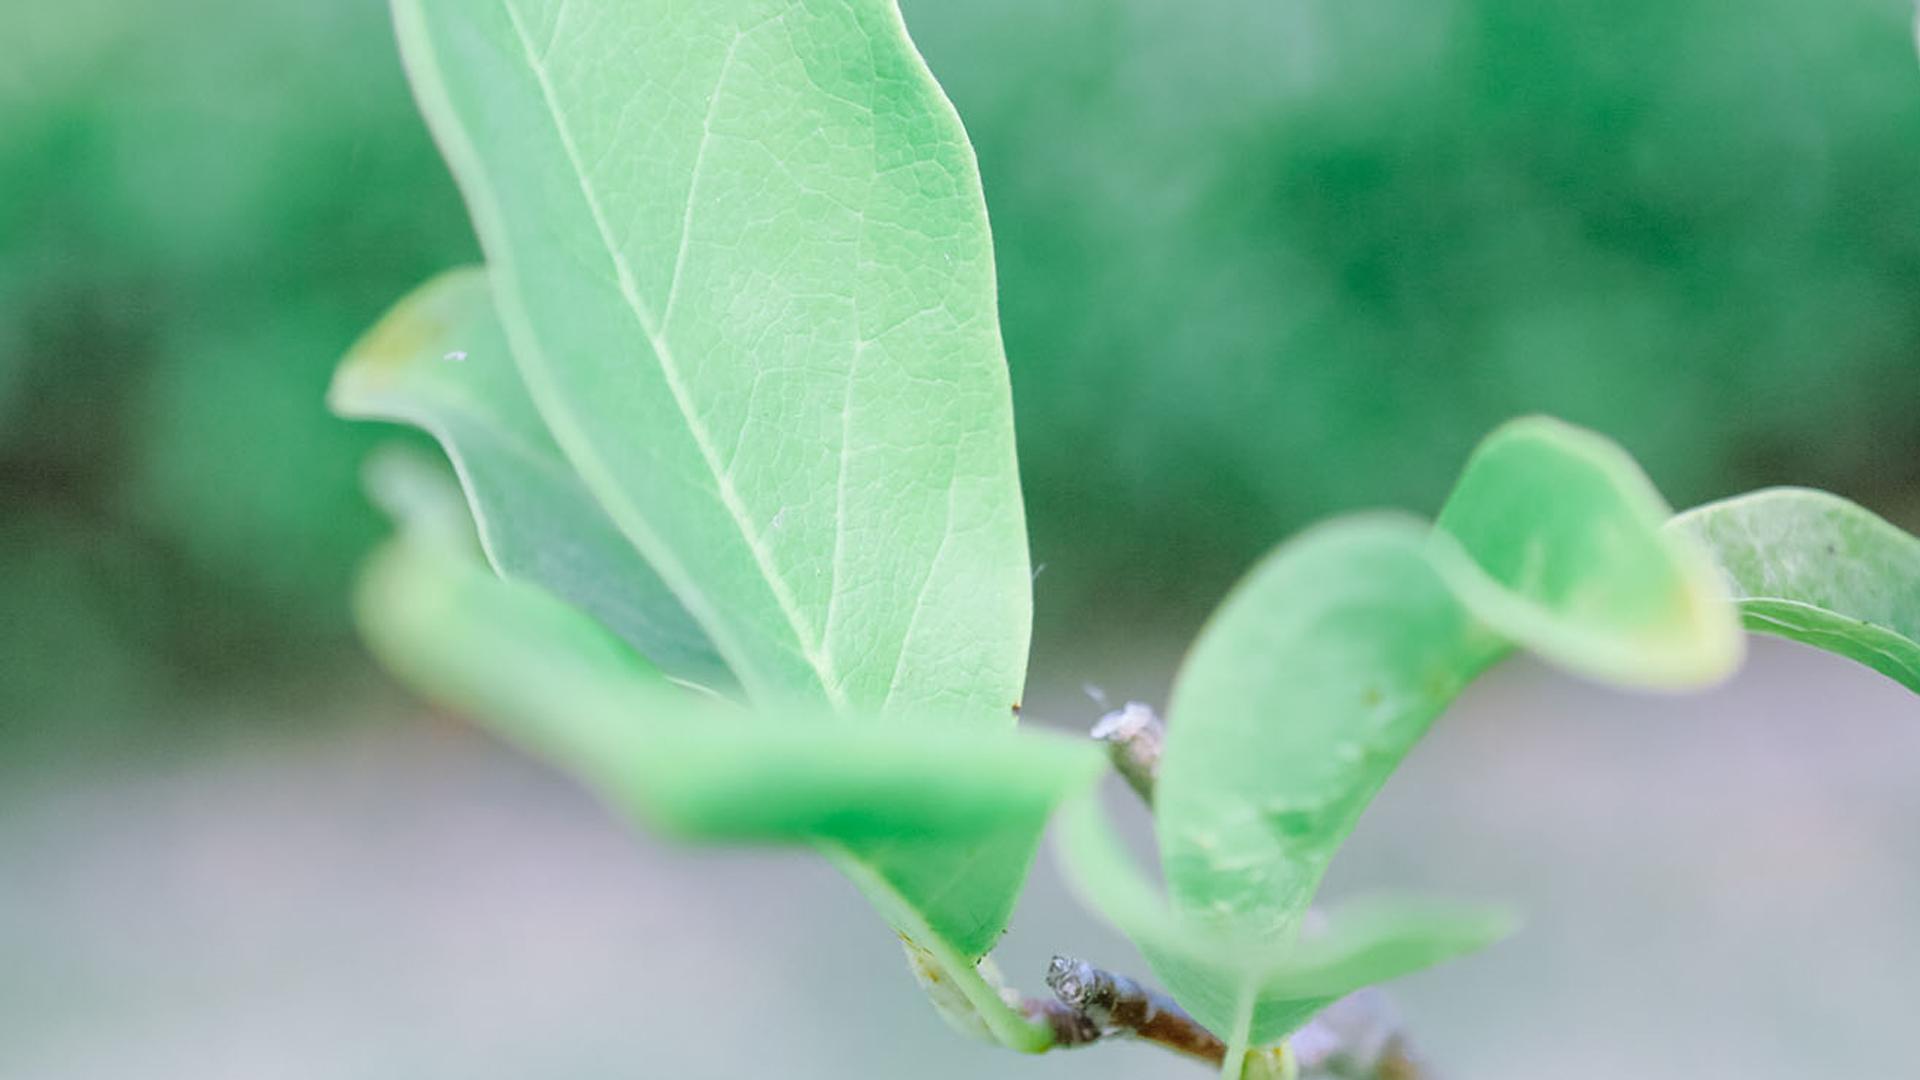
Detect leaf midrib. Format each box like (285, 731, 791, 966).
(501, 0, 847, 709)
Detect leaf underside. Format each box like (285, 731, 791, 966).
(392, 0, 1029, 719)
(382, 0, 1039, 966)
(386, 0, 1041, 969)
(332, 267, 729, 689)
(1670, 487, 1920, 693)
(329, 0, 1090, 1051)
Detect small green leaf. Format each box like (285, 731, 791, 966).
(332, 267, 727, 689)
(1139, 418, 1739, 1069)
(1054, 796, 1513, 1050)
(1669, 487, 1920, 693)
(1258, 897, 1518, 1002)
(1156, 516, 1502, 939)
(1435, 416, 1743, 688)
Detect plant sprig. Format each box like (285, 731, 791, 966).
(334, 0, 1920, 1073)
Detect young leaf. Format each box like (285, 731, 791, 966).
(1053, 796, 1513, 1052)
(332, 267, 727, 689)
(1669, 487, 1920, 693)
(1434, 416, 1743, 688)
(1155, 516, 1503, 940)
(1142, 419, 1740, 1069)
(390, 0, 1030, 721)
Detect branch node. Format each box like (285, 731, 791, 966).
(1046, 955, 1227, 1064)
(1022, 996, 1101, 1047)
(1090, 701, 1164, 804)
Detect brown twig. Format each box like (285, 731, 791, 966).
(1021, 995, 1100, 1048)
(1045, 955, 1228, 1065)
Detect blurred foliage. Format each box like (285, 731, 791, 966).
(904, 0, 1920, 635)
(4, 0, 1919, 743)
(1, 0, 471, 743)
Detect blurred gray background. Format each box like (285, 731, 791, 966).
(3, 640, 1914, 1079)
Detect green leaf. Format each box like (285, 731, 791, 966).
(391, 0, 1029, 718)
(355, 460, 1092, 1050)
(1669, 487, 1920, 693)
(1156, 516, 1504, 939)
(357, 530, 1100, 842)
(1435, 416, 1743, 688)
(1138, 418, 1739, 1068)
(1054, 796, 1513, 1051)
(332, 267, 727, 689)
(390, 0, 1037, 982)
(1256, 897, 1518, 1002)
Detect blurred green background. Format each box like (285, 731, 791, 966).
(3, 1, 1918, 1076)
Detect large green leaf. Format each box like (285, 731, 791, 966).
(1670, 487, 1920, 693)
(332, 267, 727, 689)
(1126, 419, 1738, 1068)
(390, 0, 1037, 988)
(391, 0, 1029, 719)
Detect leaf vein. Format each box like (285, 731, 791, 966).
(501, 0, 844, 709)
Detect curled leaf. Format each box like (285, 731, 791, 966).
(1130, 417, 1738, 1070)
(1436, 416, 1742, 688)
(1670, 487, 1920, 693)
(1156, 515, 1502, 939)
